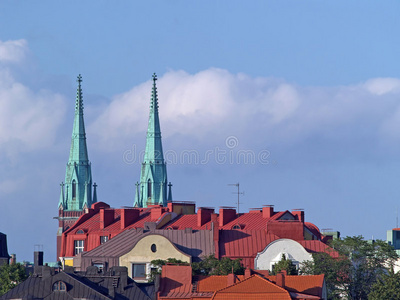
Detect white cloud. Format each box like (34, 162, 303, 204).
(89, 69, 400, 153)
(364, 78, 400, 96)
(0, 40, 67, 155)
(0, 39, 29, 64)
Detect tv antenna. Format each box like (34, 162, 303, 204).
(228, 183, 244, 214)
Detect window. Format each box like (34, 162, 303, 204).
(132, 263, 146, 279)
(151, 244, 157, 253)
(74, 240, 84, 255)
(72, 180, 76, 199)
(232, 224, 241, 230)
(147, 179, 152, 198)
(76, 229, 84, 234)
(53, 281, 66, 291)
(100, 236, 108, 244)
(93, 263, 104, 272)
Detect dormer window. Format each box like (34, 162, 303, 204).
(76, 229, 84, 234)
(52, 281, 66, 291)
(232, 224, 242, 230)
(72, 180, 76, 199)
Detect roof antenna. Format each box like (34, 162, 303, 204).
(397, 206, 398, 228)
(228, 183, 244, 214)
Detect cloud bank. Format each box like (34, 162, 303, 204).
(0, 40, 67, 156)
(89, 68, 400, 159)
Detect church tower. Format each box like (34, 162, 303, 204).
(56, 74, 97, 258)
(134, 73, 172, 207)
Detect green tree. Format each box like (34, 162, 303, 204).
(192, 255, 244, 276)
(0, 263, 27, 295)
(300, 236, 398, 300)
(270, 254, 298, 275)
(301, 252, 351, 300)
(368, 270, 400, 300)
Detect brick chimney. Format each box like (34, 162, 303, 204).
(263, 206, 274, 219)
(100, 208, 114, 229)
(211, 213, 220, 259)
(227, 273, 237, 286)
(244, 268, 251, 278)
(120, 208, 140, 229)
(276, 270, 286, 288)
(219, 208, 236, 227)
(197, 208, 214, 227)
(151, 206, 166, 221)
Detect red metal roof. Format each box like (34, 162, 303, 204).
(299, 240, 339, 258)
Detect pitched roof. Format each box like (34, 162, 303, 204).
(163, 209, 300, 231)
(265, 274, 325, 298)
(299, 240, 339, 258)
(210, 275, 291, 300)
(81, 228, 214, 261)
(196, 275, 244, 292)
(0, 266, 153, 300)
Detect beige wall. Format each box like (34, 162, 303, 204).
(119, 234, 191, 280)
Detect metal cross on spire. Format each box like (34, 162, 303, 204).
(152, 73, 157, 82)
(77, 74, 82, 84)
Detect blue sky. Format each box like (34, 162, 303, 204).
(0, 1, 400, 262)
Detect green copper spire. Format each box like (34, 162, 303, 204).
(58, 75, 95, 211)
(134, 73, 172, 207)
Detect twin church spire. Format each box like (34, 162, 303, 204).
(134, 73, 172, 207)
(59, 73, 171, 212)
(58, 75, 96, 212)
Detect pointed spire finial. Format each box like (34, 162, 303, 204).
(150, 73, 159, 112)
(75, 74, 83, 113)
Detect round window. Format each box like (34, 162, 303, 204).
(151, 244, 157, 253)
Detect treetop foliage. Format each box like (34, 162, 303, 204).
(300, 236, 399, 300)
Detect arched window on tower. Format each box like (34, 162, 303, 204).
(147, 179, 152, 199)
(72, 180, 76, 199)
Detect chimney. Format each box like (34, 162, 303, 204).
(120, 208, 140, 229)
(211, 214, 220, 259)
(245, 268, 251, 278)
(227, 273, 236, 286)
(100, 208, 114, 229)
(10, 254, 16, 265)
(197, 208, 214, 227)
(276, 270, 286, 288)
(151, 206, 164, 221)
(292, 210, 304, 222)
(34, 251, 43, 267)
(263, 206, 274, 219)
(219, 208, 236, 227)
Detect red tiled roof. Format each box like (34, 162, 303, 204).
(266, 274, 325, 298)
(196, 275, 244, 292)
(211, 275, 291, 300)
